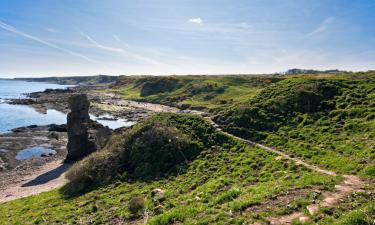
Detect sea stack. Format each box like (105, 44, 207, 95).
(65, 94, 96, 162)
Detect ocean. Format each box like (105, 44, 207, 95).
(0, 79, 132, 133)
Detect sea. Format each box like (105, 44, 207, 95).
(0, 79, 133, 133)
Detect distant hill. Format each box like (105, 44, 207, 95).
(14, 75, 119, 85)
(283, 68, 342, 75)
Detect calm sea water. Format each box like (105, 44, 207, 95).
(0, 79, 133, 133)
(0, 80, 71, 133)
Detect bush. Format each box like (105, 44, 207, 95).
(215, 78, 348, 135)
(129, 197, 145, 214)
(122, 123, 202, 179)
(66, 113, 225, 190)
(65, 151, 119, 192)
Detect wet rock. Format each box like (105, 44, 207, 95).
(65, 94, 96, 162)
(8, 98, 35, 105)
(11, 127, 26, 133)
(48, 132, 59, 140)
(48, 124, 67, 132)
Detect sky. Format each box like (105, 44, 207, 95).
(0, 0, 374, 77)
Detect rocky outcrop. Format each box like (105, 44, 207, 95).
(65, 94, 112, 162)
(65, 95, 95, 162)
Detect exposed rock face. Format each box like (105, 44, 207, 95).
(66, 94, 96, 162)
(66, 94, 112, 162)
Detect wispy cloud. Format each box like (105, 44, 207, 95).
(81, 32, 162, 66)
(80, 32, 124, 53)
(188, 18, 203, 25)
(0, 20, 97, 63)
(113, 34, 130, 48)
(46, 28, 59, 33)
(307, 17, 335, 37)
(113, 34, 121, 42)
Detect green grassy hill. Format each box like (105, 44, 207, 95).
(1, 72, 374, 224)
(214, 72, 375, 176)
(109, 75, 281, 110)
(0, 114, 346, 224)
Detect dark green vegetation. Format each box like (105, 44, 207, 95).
(0, 114, 341, 224)
(109, 75, 280, 110)
(215, 72, 375, 176)
(66, 113, 227, 189)
(16, 75, 118, 85)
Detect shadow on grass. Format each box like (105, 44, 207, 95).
(58, 164, 190, 200)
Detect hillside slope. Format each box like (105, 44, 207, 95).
(214, 72, 375, 176)
(109, 75, 281, 110)
(0, 114, 347, 224)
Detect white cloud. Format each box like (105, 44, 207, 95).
(307, 17, 335, 37)
(0, 20, 97, 63)
(81, 32, 124, 53)
(80, 32, 163, 66)
(188, 18, 203, 25)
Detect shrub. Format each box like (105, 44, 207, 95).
(65, 151, 119, 192)
(129, 197, 145, 214)
(122, 123, 202, 179)
(66, 113, 225, 190)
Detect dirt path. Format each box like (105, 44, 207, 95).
(0, 99, 366, 224)
(202, 117, 365, 224)
(0, 160, 70, 203)
(130, 103, 365, 224)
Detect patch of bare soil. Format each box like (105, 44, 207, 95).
(0, 125, 68, 203)
(0, 160, 70, 203)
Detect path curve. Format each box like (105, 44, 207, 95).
(0, 99, 366, 225)
(125, 101, 365, 224)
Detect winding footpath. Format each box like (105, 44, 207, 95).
(203, 117, 365, 224)
(107, 100, 367, 224)
(0, 99, 367, 225)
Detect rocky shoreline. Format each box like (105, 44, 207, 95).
(7, 86, 155, 121)
(0, 124, 68, 192)
(0, 85, 181, 190)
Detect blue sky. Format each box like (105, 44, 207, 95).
(0, 0, 374, 77)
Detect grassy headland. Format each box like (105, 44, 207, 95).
(1, 72, 374, 224)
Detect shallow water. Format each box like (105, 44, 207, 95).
(91, 113, 134, 129)
(16, 147, 57, 160)
(0, 80, 72, 133)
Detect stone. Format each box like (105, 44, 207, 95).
(65, 94, 96, 162)
(151, 188, 166, 202)
(48, 124, 67, 132)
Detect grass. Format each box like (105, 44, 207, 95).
(107, 75, 281, 110)
(215, 71, 375, 176)
(0, 114, 340, 224)
(1, 72, 375, 224)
